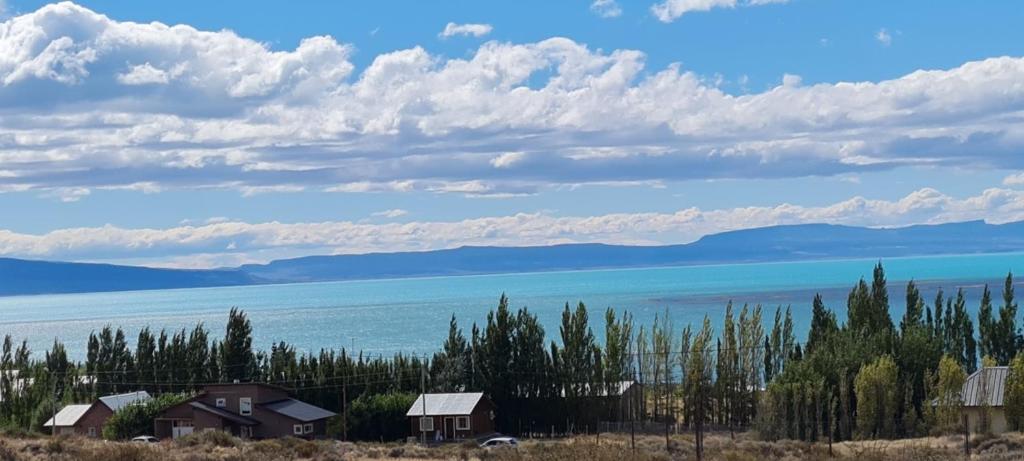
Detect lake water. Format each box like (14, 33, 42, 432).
(0, 252, 1021, 360)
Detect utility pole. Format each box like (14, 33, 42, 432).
(421, 365, 427, 445)
(630, 378, 636, 452)
(963, 413, 970, 459)
(51, 376, 57, 437)
(664, 347, 670, 452)
(341, 373, 348, 442)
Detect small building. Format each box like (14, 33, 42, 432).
(154, 383, 336, 440)
(43, 390, 151, 437)
(406, 392, 496, 441)
(961, 366, 1009, 434)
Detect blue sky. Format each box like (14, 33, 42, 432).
(0, 0, 1023, 267)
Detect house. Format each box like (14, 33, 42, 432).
(43, 390, 151, 437)
(961, 366, 1009, 434)
(154, 383, 336, 440)
(406, 392, 496, 441)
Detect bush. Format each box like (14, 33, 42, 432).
(331, 393, 416, 442)
(0, 441, 20, 461)
(175, 429, 241, 448)
(103, 393, 191, 441)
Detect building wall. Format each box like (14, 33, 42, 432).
(408, 399, 497, 441)
(963, 407, 1009, 434)
(73, 404, 113, 438)
(200, 384, 289, 412)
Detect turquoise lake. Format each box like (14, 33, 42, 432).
(0, 252, 1021, 360)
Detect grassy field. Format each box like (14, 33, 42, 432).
(0, 430, 1022, 460)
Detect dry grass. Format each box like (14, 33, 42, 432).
(0, 431, 1019, 460)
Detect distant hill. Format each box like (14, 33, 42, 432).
(0, 258, 258, 296)
(239, 220, 1024, 282)
(2, 220, 1023, 296)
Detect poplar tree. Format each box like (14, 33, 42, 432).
(221, 307, 255, 382)
(1005, 353, 1024, 431)
(978, 285, 995, 361)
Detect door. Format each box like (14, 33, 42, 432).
(172, 420, 194, 439)
(443, 417, 455, 440)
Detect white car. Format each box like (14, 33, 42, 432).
(480, 437, 519, 449)
(131, 435, 159, 443)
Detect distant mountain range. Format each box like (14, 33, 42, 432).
(2, 220, 1023, 296)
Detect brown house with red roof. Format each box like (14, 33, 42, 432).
(154, 383, 336, 440)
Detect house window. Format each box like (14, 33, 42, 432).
(215, 398, 226, 408)
(303, 423, 313, 434)
(419, 417, 433, 432)
(293, 424, 303, 435)
(456, 416, 471, 431)
(87, 427, 96, 438)
(239, 397, 252, 416)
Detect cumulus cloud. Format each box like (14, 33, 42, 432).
(1005, 172, 1024, 186)
(371, 208, 408, 218)
(877, 28, 892, 46)
(0, 3, 1023, 200)
(590, 0, 623, 18)
(651, 0, 789, 22)
(1, 187, 1023, 267)
(438, 22, 492, 38)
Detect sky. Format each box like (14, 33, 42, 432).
(0, 0, 1023, 268)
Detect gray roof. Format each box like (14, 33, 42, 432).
(962, 366, 1008, 407)
(407, 393, 484, 417)
(100, 390, 151, 411)
(43, 404, 92, 427)
(261, 398, 337, 422)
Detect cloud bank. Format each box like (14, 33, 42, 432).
(0, 3, 1022, 200)
(2, 187, 1023, 268)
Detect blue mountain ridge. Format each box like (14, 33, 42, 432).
(2, 220, 1023, 296)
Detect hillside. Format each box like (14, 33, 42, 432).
(2, 220, 1023, 295)
(0, 258, 257, 296)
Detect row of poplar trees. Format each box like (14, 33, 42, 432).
(2, 264, 1022, 442)
(756, 265, 1022, 441)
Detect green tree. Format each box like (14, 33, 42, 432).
(102, 393, 190, 440)
(1005, 353, 1024, 431)
(807, 294, 837, 355)
(978, 285, 995, 361)
(220, 308, 255, 382)
(854, 355, 898, 439)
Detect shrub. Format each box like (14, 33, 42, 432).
(333, 393, 416, 442)
(103, 393, 192, 441)
(175, 429, 241, 448)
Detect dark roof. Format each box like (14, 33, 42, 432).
(189, 402, 260, 426)
(261, 398, 337, 422)
(201, 382, 289, 392)
(962, 366, 1008, 407)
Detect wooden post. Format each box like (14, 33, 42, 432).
(51, 377, 57, 437)
(341, 374, 348, 442)
(420, 367, 427, 445)
(963, 413, 970, 459)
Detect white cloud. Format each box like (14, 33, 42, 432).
(439, 22, 492, 38)
(1005, 172, 1024, 187)
(371, 209, 408, 218)
(1, 187, 1023, 267)
(116, 62, 170, 85)
(876, 28, 892, 46)
(590, 0, 623, 18)
(0, 3, 1023, 200)
(651, 0, 788, 22)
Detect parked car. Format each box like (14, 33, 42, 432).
(480, 437, 519, 449)
(131, 435, 159, 443)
